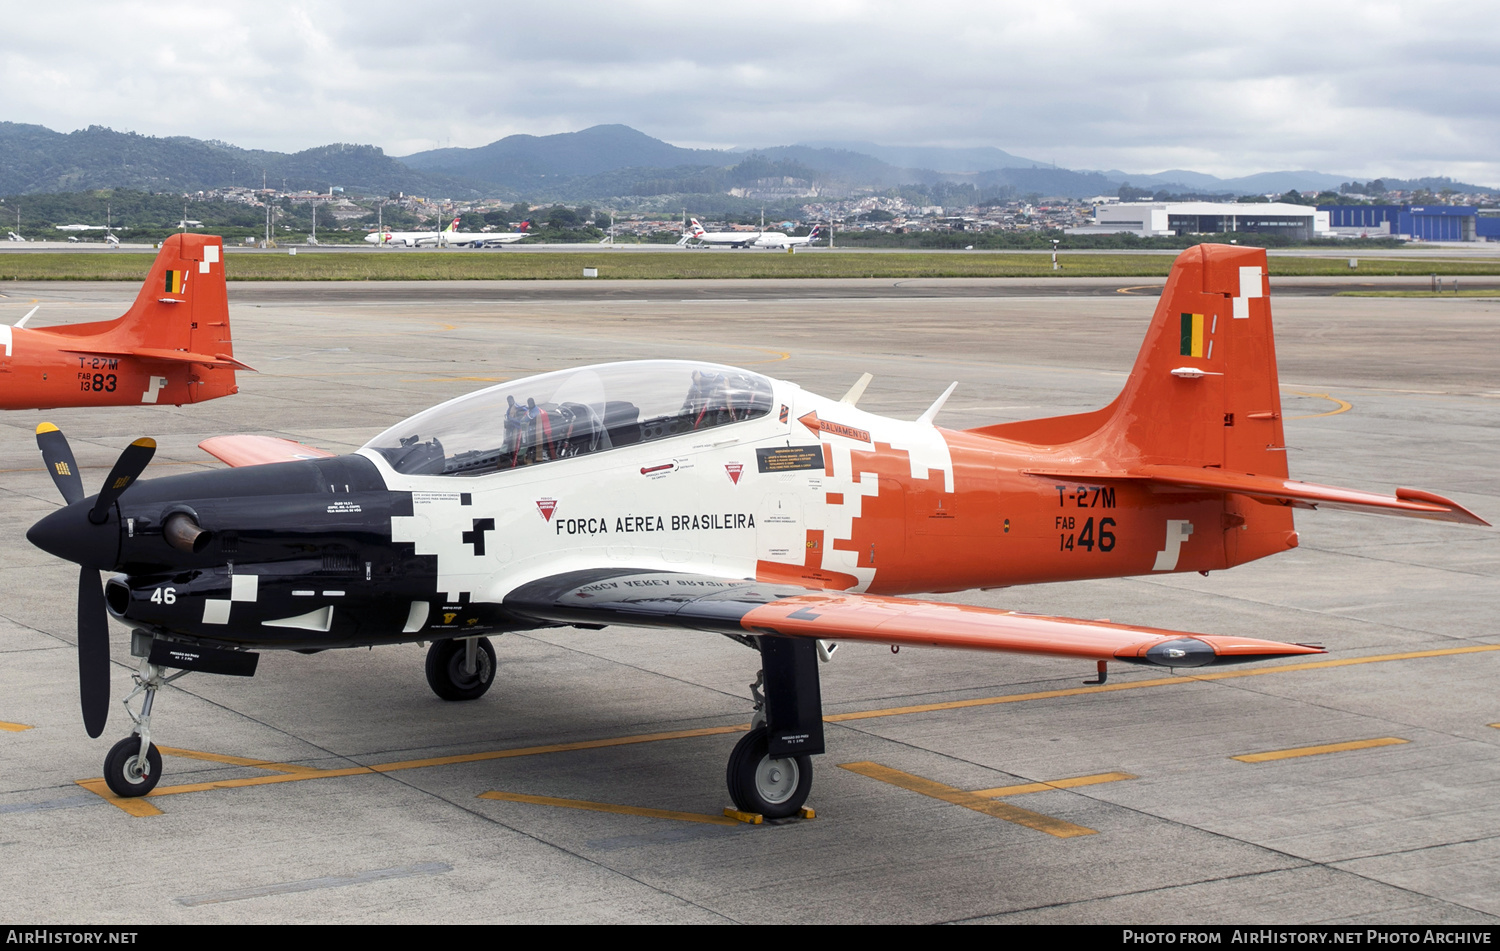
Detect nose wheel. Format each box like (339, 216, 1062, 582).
(103, 735, 162, 798)
(425, 637, 496, 701)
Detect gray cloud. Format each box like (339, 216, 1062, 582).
(3, 0, 1495, 182)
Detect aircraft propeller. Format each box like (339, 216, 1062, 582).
(32, 423, 157, 738)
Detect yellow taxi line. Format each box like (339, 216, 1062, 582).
(1232, 737, 1409, 763)
(0, 721, 33, 732)
(75, 643, 1498, 815)
(478, 790, 742, 826)
(156, 745, 323, 773)
(839, 761, 1096, 838)
(75, 779, 164, 817)
(825, 644, 1500, 723)
(969, 771, 1136, 799)
(1284, 389, 1354, 419)
(81, 724, 752, 813)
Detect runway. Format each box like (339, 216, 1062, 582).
(0, 279, 1495, 923)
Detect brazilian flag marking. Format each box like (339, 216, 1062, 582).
(164, 270, 186, 294)
(1179, 313, 1205, 358)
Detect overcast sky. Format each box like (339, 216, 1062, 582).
(4, 1, 1496, 183)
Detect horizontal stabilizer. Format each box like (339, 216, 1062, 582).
(199, 435, 336, 467)
(64, 347, 255, 371)
(1022, 465, 1487, 526)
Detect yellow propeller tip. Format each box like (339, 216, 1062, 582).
(132, 437, 157, 449)
(36, 422, 59, 434)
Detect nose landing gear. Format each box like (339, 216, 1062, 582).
(103, 655, 185, 797)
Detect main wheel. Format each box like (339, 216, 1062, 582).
(103, 735, 163, 798)
(425, 637, 496, 701)
(726, 726, 812, 819)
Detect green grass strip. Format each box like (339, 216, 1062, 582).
(3, 251, 1499, 282)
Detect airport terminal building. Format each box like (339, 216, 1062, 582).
(1072, 202, 1331, 240)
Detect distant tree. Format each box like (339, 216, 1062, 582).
(545, 205, 579, 228)
(1235, 195, 1272, 203)
(1118, 184, 1153, 201)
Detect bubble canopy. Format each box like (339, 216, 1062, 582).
(364, 360, 776, 476)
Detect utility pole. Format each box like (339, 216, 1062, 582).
(311, 203, 317, 245)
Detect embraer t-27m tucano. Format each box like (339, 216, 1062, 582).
(1, 234, 248, 410)
(28, 245, 1486, 816)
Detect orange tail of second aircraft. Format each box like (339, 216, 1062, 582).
(3, 233, 248, 410)
(972, 243, 1484, 567)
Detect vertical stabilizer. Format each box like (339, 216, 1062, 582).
(89, 234, 237, 403)
(1106, 244, 1287, 477)
(971, 245, 1287, 478)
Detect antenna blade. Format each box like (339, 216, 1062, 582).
(917, 382, 959, 425)
(839, 373, 874, 406)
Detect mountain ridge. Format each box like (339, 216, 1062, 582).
(3, 121, 1492, 201)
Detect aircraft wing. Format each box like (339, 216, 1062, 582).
(199, 435, 337, 467)
(1022, 466, 1488, 526)
(504, 569, 1324, 669)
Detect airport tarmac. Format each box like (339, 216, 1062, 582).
(0, 278, 1495, 924)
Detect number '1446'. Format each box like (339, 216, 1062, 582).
(1060, 517, 1116, 552)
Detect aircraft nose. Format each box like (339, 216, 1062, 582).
(27, 502, 118, 570)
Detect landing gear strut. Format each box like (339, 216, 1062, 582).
(104, 655, 185, 797)
(425, 636, 496, 701)
(725, 637, 823, 819)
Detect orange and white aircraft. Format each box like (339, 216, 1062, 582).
(1, 233, 248, 410)
(28, 244, 1485, 815)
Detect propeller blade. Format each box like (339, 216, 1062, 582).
(88, 437, 156, 525)
(77, 566, 110, 738)
(35, 423, 84, 506)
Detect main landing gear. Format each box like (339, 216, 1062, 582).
(725, 637, 824, 819)
(425, 636, 497, 701)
